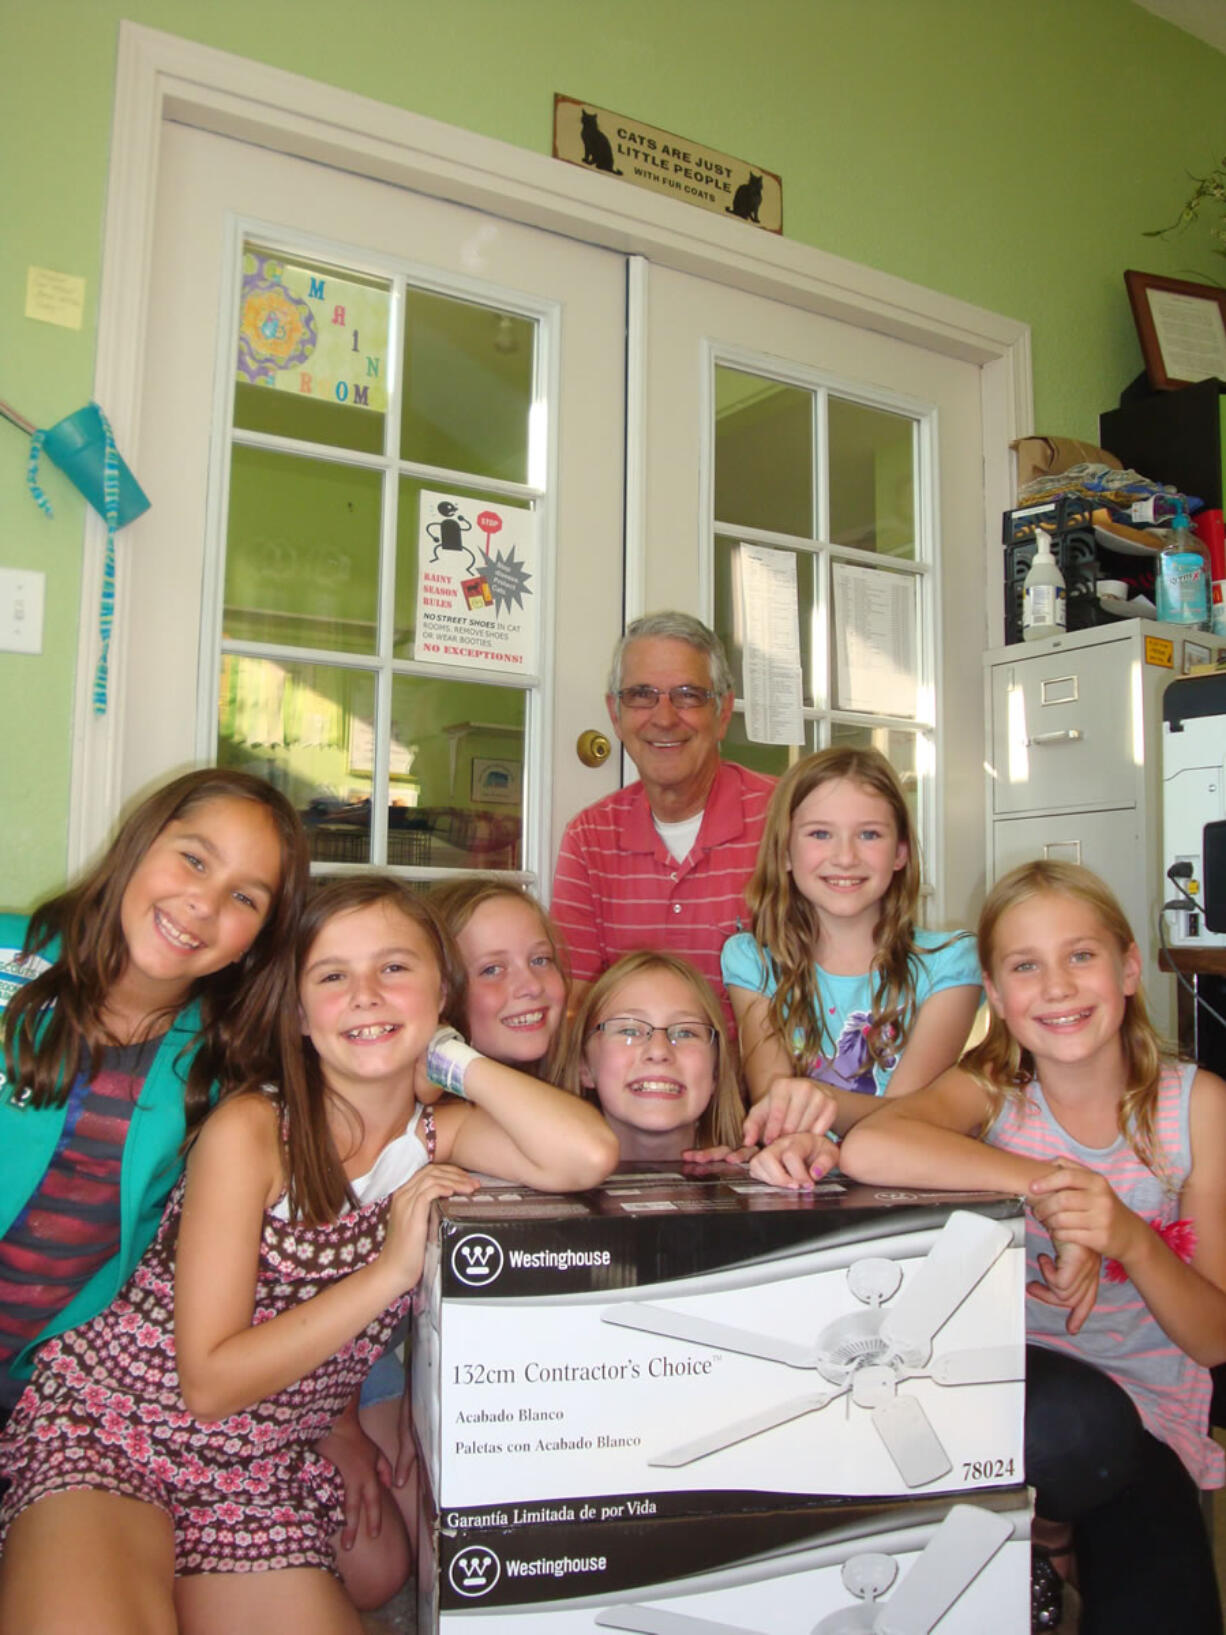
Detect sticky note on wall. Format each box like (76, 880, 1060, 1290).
(25, 267, 85, 331)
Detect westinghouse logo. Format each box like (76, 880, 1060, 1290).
(449, 1543, 501, 1598)
(451, 1233, 505, 1288)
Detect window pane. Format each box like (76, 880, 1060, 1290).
(722, 714, 796, 779)
(830, 563, 917, 718)
(393, 478, 532, 661)
(391, 675, 525, 871)
(713, 535, 816, 705)
(829, 722, 921, 844)
(224, 447, 382, 654)
(217, 656, 377, 865)
(828, 398, 916, 559)
(400, 290, 535, 483)
(215, 660, 526, 872)
(714, 367, 812, 537)
(220, 242, 543, 888)
(234, 247, 389, 455)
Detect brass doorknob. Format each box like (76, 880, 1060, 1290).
(576, 729, 612, 767)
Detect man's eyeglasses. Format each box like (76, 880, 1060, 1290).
(614, 685, 718, 712)
(587, 1017, 718, 1049)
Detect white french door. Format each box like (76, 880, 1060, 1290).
(112, 121, 626, 886)
(636, 264, 988, 921)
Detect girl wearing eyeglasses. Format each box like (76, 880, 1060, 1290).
(561, 951, 744, 1159)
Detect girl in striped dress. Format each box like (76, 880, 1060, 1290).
(836, 860, 1226, 1635)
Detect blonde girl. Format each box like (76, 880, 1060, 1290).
(0, 875, 617, 1635)
(562, 951, 743, 1160)
(429, 878, 569, 1079)
(838, 861, 1226, 1635)
(722, 747, 981, 1166)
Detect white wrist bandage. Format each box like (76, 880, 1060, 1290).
(426, 1026, 481, 1099)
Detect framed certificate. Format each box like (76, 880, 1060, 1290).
(1125, 269, 1226, 391)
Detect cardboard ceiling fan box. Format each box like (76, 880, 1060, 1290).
(410, 1165, 1025, 1522)
(419, 1481, 1031, 1634)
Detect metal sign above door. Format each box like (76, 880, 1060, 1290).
(553, 95, 782, 233)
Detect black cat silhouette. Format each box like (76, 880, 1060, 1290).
(427, 500, 478, 574)
(726, 172, 764, 223)
(580, 110, 622, 174)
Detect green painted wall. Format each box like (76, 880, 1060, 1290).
(4, 0, 1226, 907)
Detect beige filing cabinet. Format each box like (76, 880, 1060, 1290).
(984, 621, 1226, 1039)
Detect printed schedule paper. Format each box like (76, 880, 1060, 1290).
(833, 562, 917, 718)
(738, 543, 804, 745)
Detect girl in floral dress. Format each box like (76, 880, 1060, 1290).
(0, 874, 617, 1635)
(333, 879, 575, 1607)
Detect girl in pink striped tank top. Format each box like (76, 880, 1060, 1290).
(840, 860, 1226, 1635)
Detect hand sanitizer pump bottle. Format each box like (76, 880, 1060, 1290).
(1155, 502, 1209, 629)
(1022, 526, 1066, 642)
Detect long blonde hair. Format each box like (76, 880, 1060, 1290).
(746, 747, 930, 1079)
(427, 877, 570, 1080)
(560, 952, 744, 1148)
(964, 861, 1165, 1175)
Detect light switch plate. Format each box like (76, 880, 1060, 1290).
(0, 568, 46, 654)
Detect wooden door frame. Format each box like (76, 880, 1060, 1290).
(71, 19, 1030, 868)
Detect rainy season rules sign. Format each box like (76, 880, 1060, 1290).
(415, 491, 538, 674)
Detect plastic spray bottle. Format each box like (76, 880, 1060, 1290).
(1155, 503, 1209, 629)
(1022, 527, 1066, 642)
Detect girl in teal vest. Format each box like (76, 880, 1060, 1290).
(0, 767, 309, 1413)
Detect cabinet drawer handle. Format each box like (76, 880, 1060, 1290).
(1025, 728, 1083, 747)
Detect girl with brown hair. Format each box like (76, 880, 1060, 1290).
(0, 767, 309, 1417)
(0, 873, 616, 1633)
(333, 878, 573, 1588)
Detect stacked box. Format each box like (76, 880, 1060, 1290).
(412, 1165, 1030, 1632)
(421, 1487, 1032, 1631)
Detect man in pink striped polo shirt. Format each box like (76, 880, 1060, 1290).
(551, 612, 775, 1023)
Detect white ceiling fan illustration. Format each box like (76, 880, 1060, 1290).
(602, 1209, 1021, 1488)
(593, 1503, 1015, 1635)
